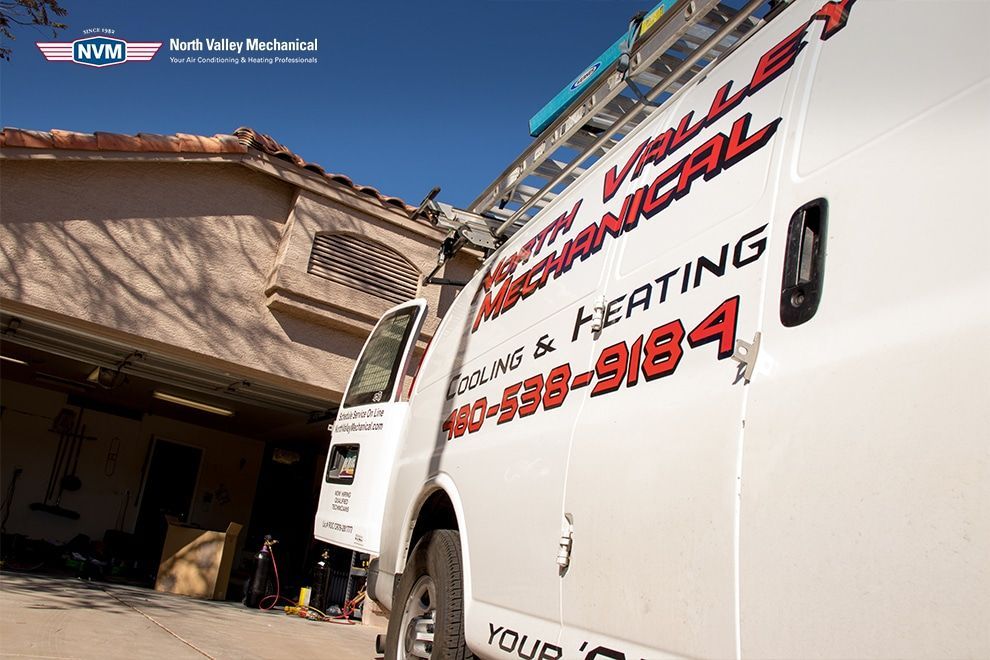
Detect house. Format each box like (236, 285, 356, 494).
(0, 126, 478, 590)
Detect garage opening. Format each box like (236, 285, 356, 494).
(1, 311, 338, 603)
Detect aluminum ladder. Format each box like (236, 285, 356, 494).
(419, 0, 775, 283)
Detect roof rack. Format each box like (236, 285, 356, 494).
(417, 0, 773, 284)
(412, 187, 502, 285)
(470, 0, 770, 238)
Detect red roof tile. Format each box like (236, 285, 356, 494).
(3, 128, 53, 149)
(51, 129, 99, 151)
(95, 131, 142, 152)
(1, 126, 415, 214)
(135, 132, 182, 152)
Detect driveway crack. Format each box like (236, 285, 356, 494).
(101, 588, 215, 659)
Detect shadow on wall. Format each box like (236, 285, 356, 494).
(0, 160, 352, 382)
(270, 309, 365, 360)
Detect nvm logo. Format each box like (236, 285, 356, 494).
(37, 35, 161, 67)
(73, 37, 125, 66)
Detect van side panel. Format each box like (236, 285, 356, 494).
(741, 2, 990, 657)
(382, 172, 621, 648)
(555, 3, 806, 656)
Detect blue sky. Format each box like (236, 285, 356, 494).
(3, 1, 673, 207)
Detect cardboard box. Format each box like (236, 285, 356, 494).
(154, 521, 243, 600)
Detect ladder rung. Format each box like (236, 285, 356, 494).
(534, 159, 587, 181)
(564, 130, 621, 153)
(513, 183, 559, 201)
(585, 97, 640, 128)
(484, 206, 514, 221)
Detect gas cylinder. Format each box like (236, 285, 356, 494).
(309, 548, 330, 612)
(243, 535, 276, 608)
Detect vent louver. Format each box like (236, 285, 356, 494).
(307, 233, 419, 304)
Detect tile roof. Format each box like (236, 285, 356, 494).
(0, 126, 414, 213)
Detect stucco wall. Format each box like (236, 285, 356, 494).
(0, 158, 480, 400)
(0, 160, 339, 397)
(266, 189, 476, 339)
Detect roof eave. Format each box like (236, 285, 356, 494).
(0, 145, 446, 241)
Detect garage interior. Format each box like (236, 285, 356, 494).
(0, 310, 345, 605)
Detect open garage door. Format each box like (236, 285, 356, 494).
(0, 310, 339, 593)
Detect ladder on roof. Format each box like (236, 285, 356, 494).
(472, 0, 771, 238)
(417, 0, 774, 284)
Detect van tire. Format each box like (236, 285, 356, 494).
(386, 529, 474, 660)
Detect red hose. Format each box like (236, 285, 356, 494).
(259, 544, 291, 610)
(257, 544, 358, 624)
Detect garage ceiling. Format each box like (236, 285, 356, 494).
(1, 312, 337, 443)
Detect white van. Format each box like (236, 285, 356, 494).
(315, 0, 990, 657)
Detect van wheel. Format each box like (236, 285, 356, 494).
(386, 530, 473, 660)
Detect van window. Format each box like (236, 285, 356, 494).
(343, 307, 418, 407)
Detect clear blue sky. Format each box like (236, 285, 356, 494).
(3, 1, 679, 207)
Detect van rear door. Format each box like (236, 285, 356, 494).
(739, 4, 990, 657)
(314, 299, 427, 554)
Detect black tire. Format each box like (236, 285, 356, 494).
(385, 530, 474, 660)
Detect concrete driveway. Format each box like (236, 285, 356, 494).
(0, 572, 382, 659)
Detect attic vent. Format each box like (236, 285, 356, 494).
(308, 233, 419, 304)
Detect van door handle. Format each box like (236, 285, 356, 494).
(780, 198, 828, 327)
